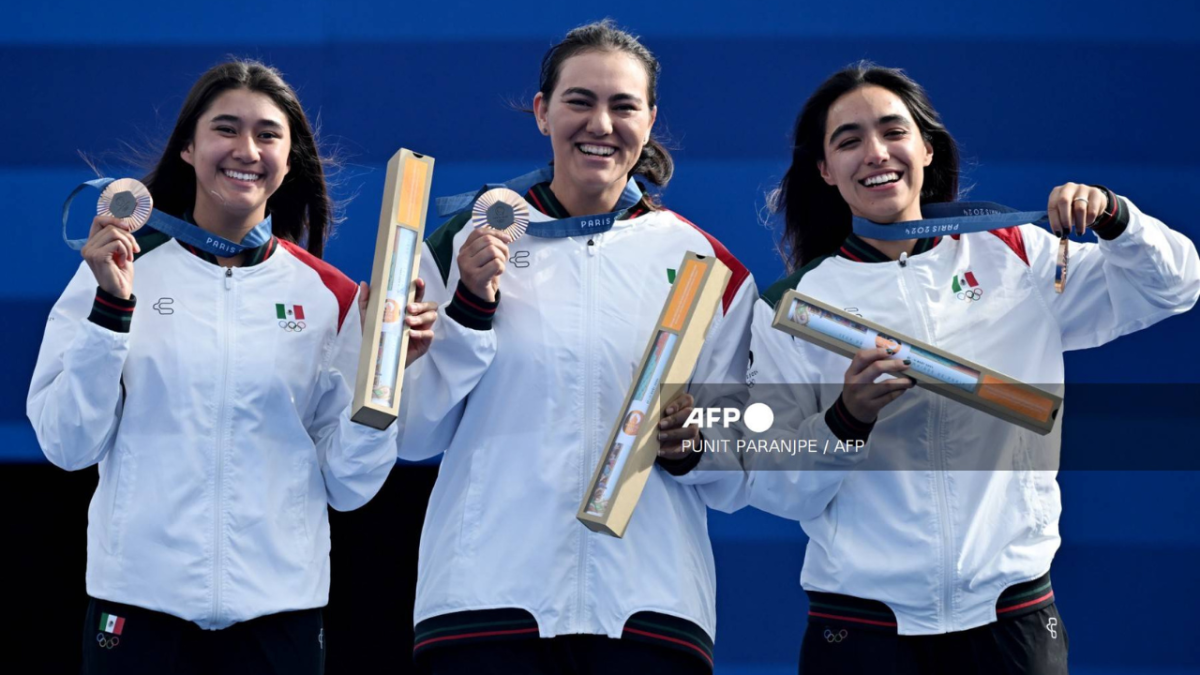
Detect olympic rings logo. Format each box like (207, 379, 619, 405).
(956, 288, 984, 302)
(823, 628, 848, 643)
(96, 633, 120, 649)
(279, 321, 306, 332)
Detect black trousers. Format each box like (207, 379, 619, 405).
(81, 596, 324, 675)
(799, 581, 1069, 675)
(419, 634, 711, 675)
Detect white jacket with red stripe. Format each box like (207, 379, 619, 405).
(28, 236, 398, 629)
(398, 198, 755, 643)
(744, 195, 1199, 634)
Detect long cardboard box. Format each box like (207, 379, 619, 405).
(352, 149, 435, 429)
(578, 252, 731, 537)
(771, 290, 1062, 435)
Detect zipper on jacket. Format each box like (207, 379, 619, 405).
(896, 257, 955, 631)
(575, 236, 599, 629)
(212, 266, 234, 625)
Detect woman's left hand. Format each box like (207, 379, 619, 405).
(1048, 183, 1110, 236)
(657, 392, 700, 460)
(404, 278, 438, 368)
(356, 278, 440, 368)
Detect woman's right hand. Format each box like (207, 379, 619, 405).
(841, 347, 915, 424)
(456, 228, 511, 303)
(81, 215, 139, 299)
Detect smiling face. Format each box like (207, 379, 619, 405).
(181, 88, 291, 224)
(818, 85, 933, 224)
(533, 49, 657, 214)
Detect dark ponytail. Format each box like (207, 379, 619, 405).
(633, 137, 673, 188)
(538, 19, 673, 189)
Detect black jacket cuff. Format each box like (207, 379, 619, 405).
(825, 394, 875, 444)
(445, 281, 499, 331)
(657, 446, 703, 476)
(88, 287, 136, 333)
(1089, 185, 1130, 241)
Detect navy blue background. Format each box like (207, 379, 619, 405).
(4, 2, 1199, 673)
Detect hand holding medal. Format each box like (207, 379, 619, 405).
(471, 187, 529, 242)
(97, 178, 154, 232)
(456, 188, 524, 303)
(852, 185, 1117, 296)
(1047, 183, 1112, 294)
(82, 179, 153, 299)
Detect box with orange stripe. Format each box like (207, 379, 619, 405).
(578, 251, 731, 538)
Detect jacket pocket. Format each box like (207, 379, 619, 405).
(291, 451, 313, 550)
(98, 445, 135, 558)
(1014, 432, 1051, 534)
(803, 492, 841, 555)
(457, 446, 488, 561)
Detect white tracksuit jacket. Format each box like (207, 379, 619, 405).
(28, 235, 398, 630)
(744, 195, 1199, 634)
(398, 198, 755, 642)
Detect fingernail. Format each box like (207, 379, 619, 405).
(886, 347, 895, 355)
(903, 359, 911, 365)
(666, 407, 675, 415)
(659, 420, 668, 429)
(658, 433, 666, 441)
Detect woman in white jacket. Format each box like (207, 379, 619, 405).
(28, 59, 437, 674)
(399, 21, 755, 675)
(746, 62, 1199, 674)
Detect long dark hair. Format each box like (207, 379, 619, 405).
(538, 19, 673, 189)
(142, 59, 334, 258)
(775, 61, 960, 269)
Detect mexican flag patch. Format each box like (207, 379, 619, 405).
(951, 271, 979, 293)
(276, 303, 305, 320)
(99, 612, 125, 635)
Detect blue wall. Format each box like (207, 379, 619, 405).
(4, 2, 1199, 672)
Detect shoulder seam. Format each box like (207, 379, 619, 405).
(278, 240, 357, 331)
(132, 230, 174, 261)
(761, 254, 833, 309)
(425, 212, 472, 286)
(987, 226, 1030, 266)
(666, 210, 751, 314)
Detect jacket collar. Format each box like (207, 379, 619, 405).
(175, 212, 279, 267)
(836, 232, 942, 263)
(524, 182, 650, 221)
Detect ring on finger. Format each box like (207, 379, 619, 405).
(1072, 197, 1089, 205)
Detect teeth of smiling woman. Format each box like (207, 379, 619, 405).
(578, 144, 616, 157)
(223, 169, 262, 182)
(862, 172, 900, 187)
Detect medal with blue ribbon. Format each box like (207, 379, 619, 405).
(851, 201, 1070, 293)
(63, 177, 273, 257)
(472, 188, 530, 241)
(440, 166, 645, 239)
